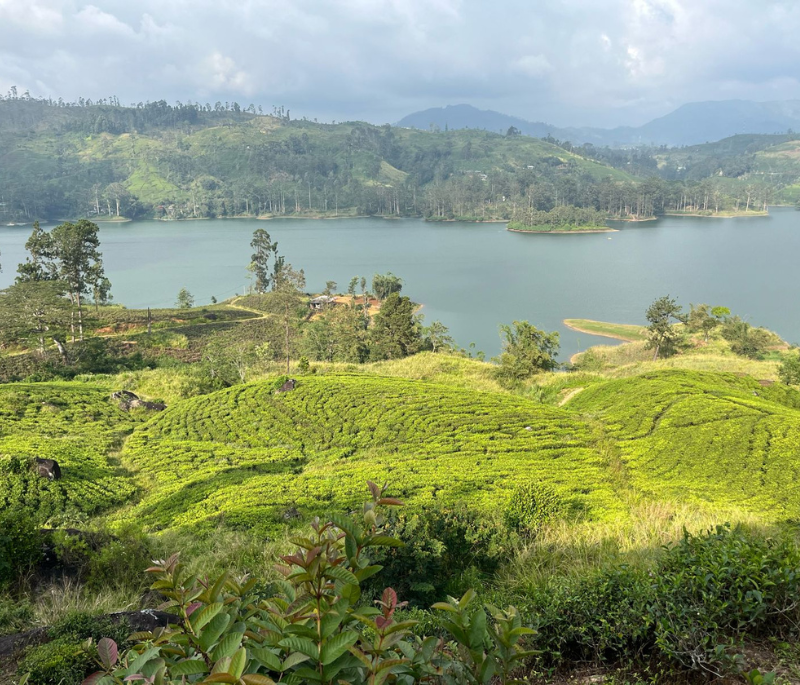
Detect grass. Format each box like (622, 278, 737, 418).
(564, 319, 648, 342)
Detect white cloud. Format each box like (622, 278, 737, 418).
(513, 54, 553, 78)
(0, 0, 799, 126)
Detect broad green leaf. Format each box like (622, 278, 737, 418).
(281, 651, 311, 671)
(199, 612, 231, 653)
(170, 659, 208, 676)
(364, 536, 404, 548)
(320, 631, 359, 665)
(191, 602, 224, 632)
(325, 565, 359, 585)
(250, 647, 281, 672)
(279, 636, 318, 659)
(211, 632, 243, 662)
(241, 676, 276, 685)
(228, 647, 247, 679)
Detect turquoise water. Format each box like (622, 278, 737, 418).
(1, 209, 798, 359)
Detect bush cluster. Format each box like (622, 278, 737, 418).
(529, 525, 800, 675)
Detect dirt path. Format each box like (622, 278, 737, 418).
(558, 387, 585, 407)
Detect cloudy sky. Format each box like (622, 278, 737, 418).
(1, 0, 799, 127)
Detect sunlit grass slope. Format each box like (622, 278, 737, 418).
(0, 383, 141, 518)
(118, 375, 624, 532)
(566, 369, 800, 520)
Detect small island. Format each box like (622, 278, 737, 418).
(507, 206, 615, 233)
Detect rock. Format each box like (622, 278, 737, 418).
(111, 390, 139, 402)
(112, 390, 166, 412)
(0, 611, 173, 659)
(33, 457, 61, 480)
(276, 379, 297, 394)
(282, 507, 302, 521)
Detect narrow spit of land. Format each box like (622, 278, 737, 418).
(563, 318, 648, 342)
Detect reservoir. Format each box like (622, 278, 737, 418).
(1, 208, 798, 360)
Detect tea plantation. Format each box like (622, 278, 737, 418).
(0, 383, 142, 522)
(116, 375, 626, 531)
(567, 370, 800, 519)
(7, 369, 800, 534)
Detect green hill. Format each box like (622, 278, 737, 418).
(0, 97, 635, 223)
(567, 370, 800, 519)
(6, 367, 800, 534)
(116, 374, 623, 531)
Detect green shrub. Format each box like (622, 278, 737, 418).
(650, 525, 800, 674)
(505, 481, 566, 534)
(17, 638, 93, 685)
(373, 505, 514, 604)
(531, 566, 654, 664)
(0, 596, 33, 636)
(86, 525, 151, 591)
(0, 509, 43, 587)
(48, 610, 131, 645)
(78, 483, 535, 685)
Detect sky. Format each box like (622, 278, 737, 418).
(1, 0, 800, 128)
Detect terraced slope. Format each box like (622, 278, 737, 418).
(118, 375, 624, 531)
(567, 370, 800, 519)
(0, 384, 141, 520)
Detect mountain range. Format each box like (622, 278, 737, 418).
(397, 100, 800, 147)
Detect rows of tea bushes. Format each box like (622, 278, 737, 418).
(117, 375, 626, 531)
(568, 370, 800, 519)
(0, 384, 141, 521)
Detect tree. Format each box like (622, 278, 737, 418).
(494, 320, 559, 386)
(176, 287, 194, 309)
(779, 353, 800, 385)
(250, 229, 279, 293)
(323, 280, 338, 296)
(42, 220, 108, 342)
(721, 317, 771, 359)
(369, 293, 421, 360)
(372, 272, 403, 301)
(645, 295, 685, 360)
(266, 263, 306, 372)
(16, 221, 56, 283)
(0, 281, 71, 355)
(422, 320, 454, 353)
(711, 306, 731, 321)
(686, 303, 719, 342)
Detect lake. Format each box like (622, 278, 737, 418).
(1, 209, 799, 360)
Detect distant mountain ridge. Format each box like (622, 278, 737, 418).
(397, 101, 800, 147)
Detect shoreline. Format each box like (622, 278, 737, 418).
(508, 226, 619, 234)
(663, 210, 769, 219)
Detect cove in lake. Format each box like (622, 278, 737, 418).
(1, 208, 799, 360)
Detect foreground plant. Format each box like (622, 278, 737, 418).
(79, 482, 534, 684)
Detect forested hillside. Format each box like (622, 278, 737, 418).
(6, 93, 799, 228)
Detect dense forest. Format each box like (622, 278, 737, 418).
(1, 91, 798, 227)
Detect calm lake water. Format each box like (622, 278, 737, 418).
(1, 209, 799, 360)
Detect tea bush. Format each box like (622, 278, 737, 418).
(504, 481, 566, 535)
(371, 504, 514, 604)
